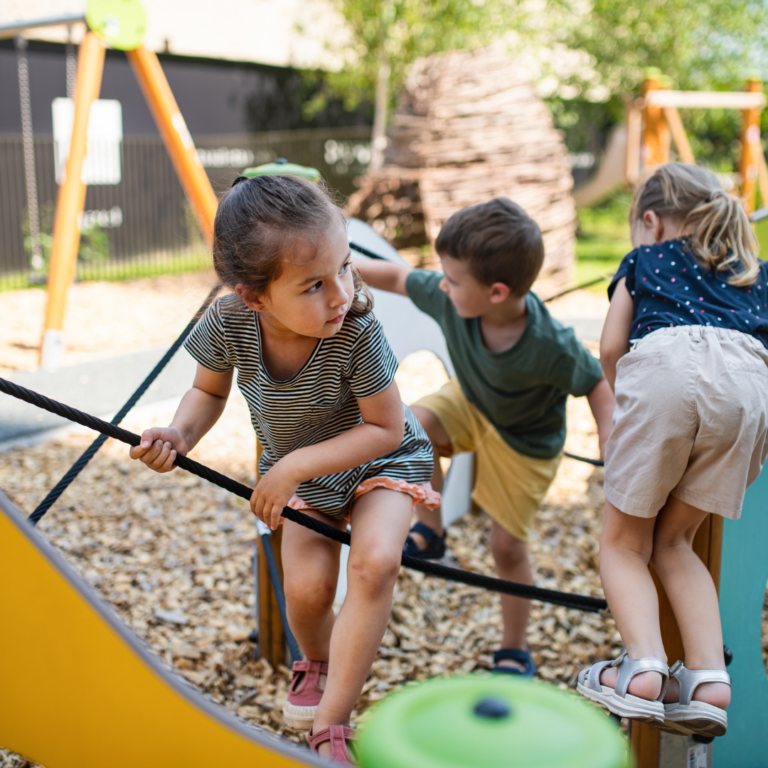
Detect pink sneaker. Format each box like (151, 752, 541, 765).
(282, 659, 328, 730)
(308, 724, 356, 765)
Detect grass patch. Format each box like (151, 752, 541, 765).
(0, 251, 211, 293)
(75, 252, 211, 282)
(575, 190, 633, 291)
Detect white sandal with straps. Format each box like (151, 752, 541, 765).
(577, 651, 669, 722)
(661, 661, 730, 737)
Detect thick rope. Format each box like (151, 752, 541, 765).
(563, 452, 604, 467)
(0, 377, 606, 613)
(541, 275, 613, 303)
(29, 285, 222, 525)
(15, 36, 43, 270)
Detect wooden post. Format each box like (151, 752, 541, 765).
(625, 100, 643, 185)
(255, 524, 287, 668)
(739, 78, 763, 214)
(126, 46, 218, 245)
(254, 440, 288, 667)
(629, 514, 724, 767)
(663, 107, 696, 165)
(39, 32, 105, 371)
(642, 77, 671, 171)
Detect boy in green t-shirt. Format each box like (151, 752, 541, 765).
(356, 198, 615, 675)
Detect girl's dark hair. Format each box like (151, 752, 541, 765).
(631, 163, 759, 287)
(213, 174, 372, 317)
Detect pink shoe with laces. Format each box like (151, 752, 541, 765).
(282, 659, 328, 730)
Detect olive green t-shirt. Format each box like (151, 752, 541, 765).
(406, 269, 603, 459)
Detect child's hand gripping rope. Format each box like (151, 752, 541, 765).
(250, 456, 302, 531)
(129, 427, 189, 473)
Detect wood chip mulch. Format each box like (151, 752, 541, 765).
(0, 355, 619, 766)
(3, 338, 764, 768)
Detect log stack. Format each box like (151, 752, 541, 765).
(348, 47, 576, 286)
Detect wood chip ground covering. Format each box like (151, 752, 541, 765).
(1, 274, 766, 767)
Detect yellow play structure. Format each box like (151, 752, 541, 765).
(0, 488, 317, 768)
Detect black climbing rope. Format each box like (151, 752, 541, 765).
(256, 524, 302, 664)
(563, 452, 604, 467)
(541, 275, 613, 303)
(0, 377, 607, 613)
(28, 284, 222, 525)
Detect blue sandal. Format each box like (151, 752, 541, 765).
(492, 648, 537, 678)
(403, 522, 446, 560)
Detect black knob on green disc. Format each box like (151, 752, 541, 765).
(473, 698, 511, 719)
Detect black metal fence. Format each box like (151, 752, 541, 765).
(0, 126, 371, 291)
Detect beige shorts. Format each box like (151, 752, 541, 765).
(413, 377, 561, 541)
(604, 325, 768, 519)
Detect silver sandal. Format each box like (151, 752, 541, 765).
(661, 661, 730, 737)
(577, 651, 668, 722)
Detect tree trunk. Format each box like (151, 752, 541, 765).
(370, 49, 390, 171)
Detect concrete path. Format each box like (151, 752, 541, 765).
(0, 347, 196, 450)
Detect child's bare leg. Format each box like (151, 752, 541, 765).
(598, 501, 667, 701)
(281, 509, 345, 686)
(410, 405, 449, 543)
(651, 496, 730, 709)
(312, 488, 412, 749)
(489, 522, 532, 671)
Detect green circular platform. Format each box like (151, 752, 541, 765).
(86, 0, 147, 51)
(356, 675, 630, 768)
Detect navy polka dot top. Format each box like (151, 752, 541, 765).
(608, 239, 768, 348)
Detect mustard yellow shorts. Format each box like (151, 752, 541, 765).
(413, 377, 561, 542)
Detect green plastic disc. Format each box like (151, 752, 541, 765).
(86, 0, 147, 51)
(356, 676, 630, 768)
(242, 159, 321, 182)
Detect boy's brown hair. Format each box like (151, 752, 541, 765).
(435, 198, 544, 295)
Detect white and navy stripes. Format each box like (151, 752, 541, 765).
(184, 293, 434, 517)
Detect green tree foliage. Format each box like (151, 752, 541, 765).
(319, 0, 768, 172)
(563, 0, 768, 95)
(551, 0, 768, 167)
(304, 0, 511, 118)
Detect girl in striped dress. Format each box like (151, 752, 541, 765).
(130, 175, 438, 764)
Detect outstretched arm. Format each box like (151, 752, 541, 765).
(586, 375, 615, 461)
(354, 258, 413, 296)
(129, 363, 232, 472)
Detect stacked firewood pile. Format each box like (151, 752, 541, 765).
(348, 47, 576, 286)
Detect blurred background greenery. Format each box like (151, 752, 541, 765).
(309, 0, 768, 284)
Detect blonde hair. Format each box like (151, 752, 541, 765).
(630, 163, 760, 287)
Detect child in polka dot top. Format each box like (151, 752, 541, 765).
(577, 163, 768, 738)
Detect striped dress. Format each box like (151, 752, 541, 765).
(184, 293, 435, 517)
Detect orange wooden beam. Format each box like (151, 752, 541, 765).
(630, 515, 723, 766)
(39, 31, 105, 369)
(126, 46, 218, 245)
(739, 79, 763, 213)
(642, 78, 671, 170)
